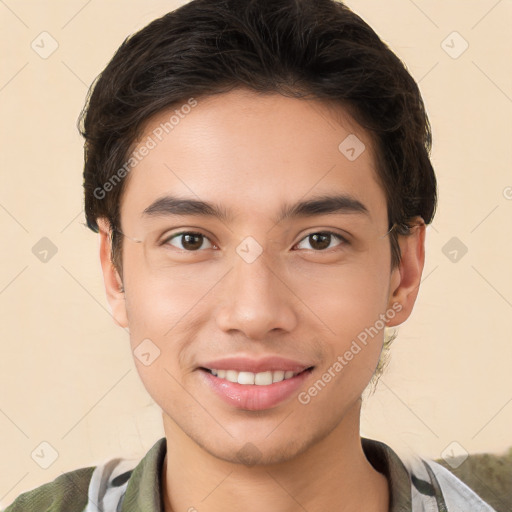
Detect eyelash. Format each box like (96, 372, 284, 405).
(162, 230, 349, 252)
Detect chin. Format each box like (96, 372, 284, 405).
(190, 415, 341, 467)
(204, 436, 314, 467)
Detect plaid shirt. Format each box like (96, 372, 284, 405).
(3, 437, 496, 512)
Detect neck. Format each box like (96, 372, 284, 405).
(161, 400, 389, 512)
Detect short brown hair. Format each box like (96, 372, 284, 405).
(80, 0, 437, 275)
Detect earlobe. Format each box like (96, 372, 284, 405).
(386, 219, 426, 327)
(97, 217, 129, 328)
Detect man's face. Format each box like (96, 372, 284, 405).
(102, 88, 416, 464)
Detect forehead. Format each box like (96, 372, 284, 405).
(119, 88, 387, 229)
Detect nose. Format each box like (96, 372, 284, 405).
(215, 250, 298, 341)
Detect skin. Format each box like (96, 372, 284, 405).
(98, 88, 425, 512)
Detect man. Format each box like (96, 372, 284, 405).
(4, 0, 495, 510)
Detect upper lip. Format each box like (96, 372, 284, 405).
(200, 356, 313, 373)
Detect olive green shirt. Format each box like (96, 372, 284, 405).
(3, 437, 495, 511)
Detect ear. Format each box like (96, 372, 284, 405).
(386, 218, 426, 327)
(97, 217, 128, 328)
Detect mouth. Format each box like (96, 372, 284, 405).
(200, 367, 312, 386)
(198, 361, 315, 411)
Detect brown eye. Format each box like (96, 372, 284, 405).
(165, 232, 214, 251)
(295, 231, 347, 251)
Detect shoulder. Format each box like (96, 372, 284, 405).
(404, 453, 497, 512)
(421, 459, 497, 512)
(3, 466, 95, 512)
(3, 438, 165, 512)
(3, 456, 139, 512)
(366, 438, 498, 511)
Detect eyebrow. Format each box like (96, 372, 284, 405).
(142, 193, 369, 224)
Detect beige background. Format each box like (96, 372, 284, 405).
(1, 0, 511, 506)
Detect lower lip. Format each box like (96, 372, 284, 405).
(200, 369, 312, 411)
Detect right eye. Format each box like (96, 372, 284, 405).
(163, 231, 217, 251)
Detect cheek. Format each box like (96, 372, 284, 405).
(123, 277, 200, 411)
(121, 257, 214, 382)
(122, 255, 219, 335)
(295, 269, 389, 408)
(290, 257, 391, 338)
(289, 257, 391, 399)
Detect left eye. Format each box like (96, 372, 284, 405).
(165, 232, 215, 251)
(294, 231, 347, 251)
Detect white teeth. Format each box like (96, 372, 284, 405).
(272, 370, 285, 383)
(208, 368, 301, 385)
(238, 371, 255, 385)
(255, 371, 273, 385)
(226, 370, 238, 383)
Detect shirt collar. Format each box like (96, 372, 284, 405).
(121, 437, 166, 511)
(121, 436, 412, 511)
(361, 437, 413, 511)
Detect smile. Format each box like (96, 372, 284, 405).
(207, 369, 300, 385)
(199, 365, 314, 411)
